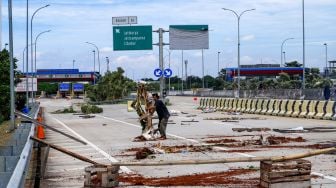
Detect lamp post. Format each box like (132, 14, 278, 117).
(283, 52, 286, 65)
(281, 38, 294, 67)
(222, 8, 255, 98)
(324, 43, 328, 78)
(106, 57, 110, 72)
(31, 4, 50, 102)
(8, 0, 15, 130)
(217, 51, 221, 77)
(23, 43, 34, 105)
(92, 50, 96, 85)
(73, 60, 75, 69)
(34, 30, 51, 99)
(164, 48, 172, 93)
(5, 43, 8, 50)
(302, 0, 306, 91)
(86, 42, 101, 74)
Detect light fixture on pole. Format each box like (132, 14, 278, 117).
(324, 43, 328, 78)
(34, 30, 51, 99)
(106, 57, 110, 72)
(92, 50, 96, 85)
(222, 8, 255, 98)
(86, 42, 101, 74)
(281, 38, 294, 67)
(217, 51, 221, 77)
(31, 4, 50, 102)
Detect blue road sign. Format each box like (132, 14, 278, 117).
(154, 68, 163, 77)
(73, 83, 84, 92)
(59, 83, 70, 92)
(163, 68, 173, 78)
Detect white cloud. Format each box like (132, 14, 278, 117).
(241, 35, 255, 41)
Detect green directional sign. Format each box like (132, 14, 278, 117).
(113, 26, 153, 51)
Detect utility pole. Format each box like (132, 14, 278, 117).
(217, 51, 220, 77)
(8, 0, 15, 131)
(153, 28, 168, 98)
(302, 0, 306, 91)
(106, 57, 110, 72)
(181, 50, 184, 94)
(202, 49, 205, 88)
(324, 43, 328, 78)
(185, 60, 188, 89)
(93, 50, 96, 85)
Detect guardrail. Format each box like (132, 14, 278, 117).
(0, 103, 40, 188)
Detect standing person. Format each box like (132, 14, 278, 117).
(151, 93, 170, 140)
(324, 85, 331, 100)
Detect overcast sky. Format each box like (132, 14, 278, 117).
(2, 0, 336, 80)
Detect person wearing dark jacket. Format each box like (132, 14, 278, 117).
(151, 93, 170, 140)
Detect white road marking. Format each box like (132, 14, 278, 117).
(49, 115, 133, 174)
(96, 114, 336, 182)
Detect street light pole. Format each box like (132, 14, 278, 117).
(8, 0, 15, 131)
(86, 42, 101, 74)
(302, 0, 306, 91)
(31, 4, 50, 102)
(281, 38, 294, 67)
(92, 50, 96, 85)
(222, 8, 255, 98)
(283, 52, 286, 64)
(34, 30, 51, 98)
(73, 59, 75, 69)
(324, 43, 328, 78)
(217, 51, 221, 77)
(106, 57, 110, 72)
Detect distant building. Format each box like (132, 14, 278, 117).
(328, 60, 336, 78)
(25, 69, 100, 83)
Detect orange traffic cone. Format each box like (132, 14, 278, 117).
(36, 117, 45, 139)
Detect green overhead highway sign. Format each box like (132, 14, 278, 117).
(113, 25, 153, 51)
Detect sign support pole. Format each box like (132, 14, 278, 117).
(154, 28, 168, 98)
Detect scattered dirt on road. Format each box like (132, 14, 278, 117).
(205, 138, 238, 144)
(119, 169, 259, 187)
(266, 136, 306, 145)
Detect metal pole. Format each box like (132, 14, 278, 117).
(217, 51, 220, 77)
(106, 57, 110, 72)
(168, 50, 171, 93)
(31, 4, 50, 102)
(86, 42, 101, 74)
(202, 49, 205, 88)
(281, 38, 294, 67)
(25, 0, 28, 105)
(34, 30, 51, 95)
(302, 0, 306, 90)
(185, 60, 188, 89)
(222, 8, 255, 98)
(324, 43, 328, 78)
(181, 50, 184, 94)
(73, 60, 75, 69)
(158, 28, 164, 97)
(283, 52, 286, 64)
(93, 50, 96, 85)
(8, 0, 15, 130)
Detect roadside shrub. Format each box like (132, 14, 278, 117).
(52, 106, 77, 114)
(81, 104, 103, 114)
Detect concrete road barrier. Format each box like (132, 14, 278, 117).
(323, 101, 335, 120)
(244, 99, 252, 113)
(240, 99, 248, 112)
(285, 100, 296, 117)
(315, 101, 327, 119)
(299, 100, 310, 118)
(255, 99, 264, 114)
(248, 99, 258, 114)
(232, 99, 239, 112)
(260, 99, 269, 115)
(306, 100, 318, 119)
(219, 98, 226, 111)
(278, 100, 288, 116)
(272, 100, 281, 116)
(291, 100, 302, 118)
(265, 99, 275, 115)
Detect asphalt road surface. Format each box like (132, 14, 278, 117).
(38, 96, 336, 187)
